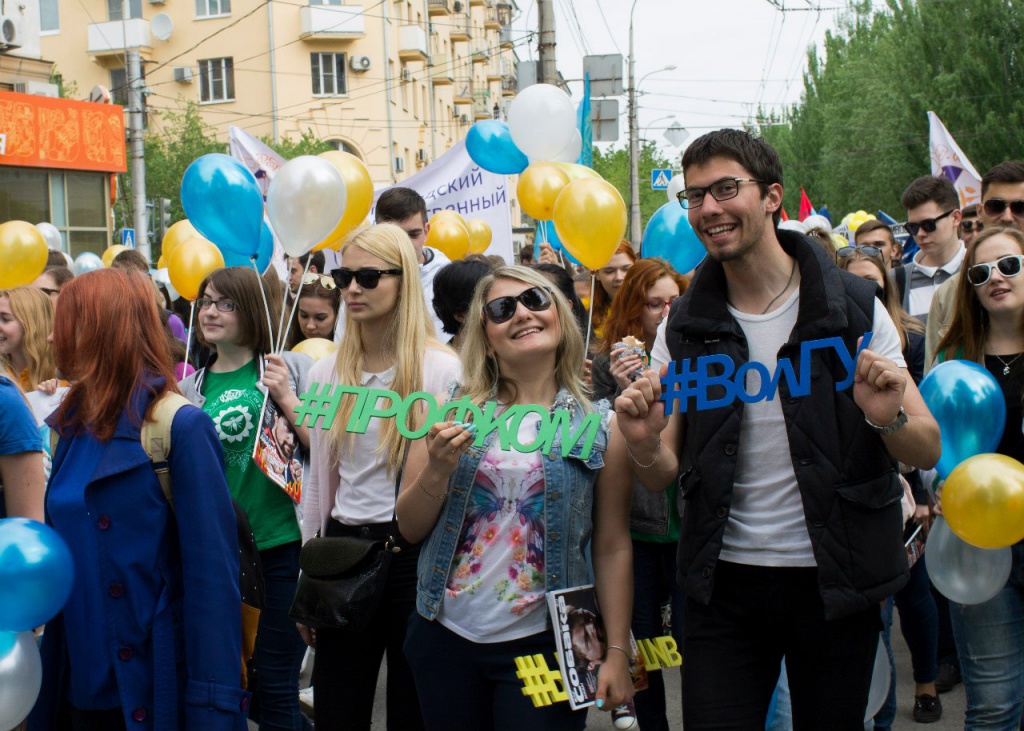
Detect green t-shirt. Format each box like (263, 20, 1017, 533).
(201, 359, 300, 551)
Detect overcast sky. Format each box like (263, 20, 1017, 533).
(513, 0, 857, 164)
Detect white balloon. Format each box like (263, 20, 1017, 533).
(0, 631, 43, 731)
(507, 84, 577, 161)
(266, 156, 347, 258)
(35, 222, 63, 251)
(552, 130, 582, 163)
(863, 634, 890, 723)
(72, 252, 104, 276)
(927, 516, 1012, 605)
(666, 174, 686, 203)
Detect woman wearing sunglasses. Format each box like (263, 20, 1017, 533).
(934, 226, 1024, 730)
(300, 224, 459, 731)
(179, 266, 313, 731)
(285, 273, 342, 351)
(397, 265, 635, 731)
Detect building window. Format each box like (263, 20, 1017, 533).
(199, 58, 234, 103)
(308, 0, 342, 5)
(195, 0, 230, 17)
(311, 53, 346, 96)
(107, 0, 142, 21)
(327, 139, 360, 158)
(40, 0, 59, 32)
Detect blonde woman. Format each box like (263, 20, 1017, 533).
(301, 224, 460, 731)
(397, 266, 635, 731)
(0, 287, 56, 392)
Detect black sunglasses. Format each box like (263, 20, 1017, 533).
(967, 255, 1024, 286)
(837, 245, 883, 260)
(905, 209, 956, 236)
(331, 268, 402, 290)
(961, 220, 984, 233)
(982, 199, 1024, 219)
(483, 286, 553, 324)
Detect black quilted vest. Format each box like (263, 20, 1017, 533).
(666, 231, 909, 620)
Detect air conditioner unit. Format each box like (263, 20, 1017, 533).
(452, 1, 463, 11)
(148, 0, 166, 5)
(416, 148, 428, 162)
(349, 55, 372, 72)
(14, 81, 59, 97)
(401, 68, 411, 82)
(394, 156, 405, 173)
(0, 14, 23, 50)
(172, 67, 193, 83)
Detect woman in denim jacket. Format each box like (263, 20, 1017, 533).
(397, 266, 635, 731)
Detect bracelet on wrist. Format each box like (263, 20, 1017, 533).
(416, 476, 447, 501)
(625, 438, 662, 469)
(607, 644, 634, 664)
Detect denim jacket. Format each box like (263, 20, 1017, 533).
(414, 386, 612, 620)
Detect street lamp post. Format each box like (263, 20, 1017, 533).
(627, 5, 675, 248)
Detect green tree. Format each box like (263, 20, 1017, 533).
(592, 141, 674, 241)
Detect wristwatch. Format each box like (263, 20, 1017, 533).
(865, 406, 908, 436)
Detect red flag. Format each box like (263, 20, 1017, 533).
(780, 207, 790, 222)
(799, 188, 814, 221)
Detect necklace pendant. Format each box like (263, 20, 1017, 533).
(1005, 365, 1011, 376)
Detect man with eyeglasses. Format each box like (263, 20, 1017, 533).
(854, 220, 901, 269)
(925, 161, 1024, 372)
(628, 129, 940, 730)
(893, 176, 964, 324)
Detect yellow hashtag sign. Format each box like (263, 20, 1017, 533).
(515, 654, 568, 707)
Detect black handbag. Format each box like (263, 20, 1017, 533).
(289, 445, 408, 631)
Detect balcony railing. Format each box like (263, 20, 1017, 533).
(398, 24, 428, 61)
(88, 18, 150, 55)
(428, 0, 450, 15)
(430, 55, 454, 84)
(473, 89, 492, 119)
(299, 5, 365, 39)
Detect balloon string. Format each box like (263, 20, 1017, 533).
(584, 274, 596, 360)
(252, 256, 275, 343)
(278, 255, 312, 354)
(184, 299, 196, 371)
(537, 221, 547, 261)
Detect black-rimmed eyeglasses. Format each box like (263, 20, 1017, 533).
(677, 178, 764, 210)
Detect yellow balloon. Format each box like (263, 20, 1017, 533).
(162, 220, 198, 262)
(102, 244, 127, 267)
(168, 236, 225, 301)
(430, 210, 468, 231)
(944, 453, 1024, 549)
(518, 162, 571, 221)
(426, 219, 470, 261)
(553, 162, 602, 182)
(314, 151, 374, 251)
(466, 219, 492, 255)
(0, 220, 48, 288)
(157, 255, 166, 269)
(292, 337, 338, 362)
(552, 178, 627, 270)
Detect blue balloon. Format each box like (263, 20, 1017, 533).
(181, 154, 264, 257)
(641, 202, 707, 274)
(919, 360, 1006, 478)
(466, 120, 529, 175)
(222, 220, 274, 274)
(0, 519, 74, 632)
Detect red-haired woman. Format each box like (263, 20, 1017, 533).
(30, 268, 248, 731)
(590, 257, 687, 731)
(588, 241, 637, 343)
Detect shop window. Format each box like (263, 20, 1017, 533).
(195, 0, 230, 17)
(199, 58, 235, 103)
(311, 53, 347, 96)
(0, 170, 49, 223)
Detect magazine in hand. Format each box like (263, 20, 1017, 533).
(547, 584, 648, 710)
(252, 392, 303, 503)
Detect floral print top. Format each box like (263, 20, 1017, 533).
(437, 413, 549, 643)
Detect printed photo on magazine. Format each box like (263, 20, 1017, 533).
(546, 584, 647, 710)
(252, 392, 303, 503)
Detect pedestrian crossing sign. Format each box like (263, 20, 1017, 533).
(651, 169, 672, 190)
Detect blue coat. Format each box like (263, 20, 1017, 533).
(30, 381, 250, 731)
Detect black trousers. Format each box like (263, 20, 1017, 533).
(682, 561, 881, 731)
(311, 519, 425, 731)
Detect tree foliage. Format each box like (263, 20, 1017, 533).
(758, 0, 1024, 219)
(592, 141, 674, 239)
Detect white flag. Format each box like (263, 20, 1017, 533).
(928, 111, 982, 208)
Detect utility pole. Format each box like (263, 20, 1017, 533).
(627, 5, 640, 249)
(537, 0, 556, 85)
(127, 50, 150, 262)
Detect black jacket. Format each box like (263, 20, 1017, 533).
(666, 231, 909, 620)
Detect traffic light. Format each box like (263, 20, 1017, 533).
(157, 198, 172, 242)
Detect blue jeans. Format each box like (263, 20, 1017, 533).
(949, 543, 1024, 731)
(253, 541, 307, 731)
(873, 598, 897, 731)
(894, 555, 938, 684)
(765, 663, 792, 731)
(630, 540, 684, 731)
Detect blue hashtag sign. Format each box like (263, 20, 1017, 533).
(660, 332, 873, 414)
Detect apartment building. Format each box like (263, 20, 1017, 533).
(39, 0, 522, 186)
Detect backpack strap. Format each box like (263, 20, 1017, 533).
(141, 392, 191, 510)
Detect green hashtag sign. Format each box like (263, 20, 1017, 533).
(293, 381, 345, 430)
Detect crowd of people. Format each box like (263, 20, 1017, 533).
(1, 128, 1022, 731)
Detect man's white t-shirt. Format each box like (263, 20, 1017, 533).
(652, 288, 905, 566)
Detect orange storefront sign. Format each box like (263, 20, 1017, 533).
(0, 91, 126, 173)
